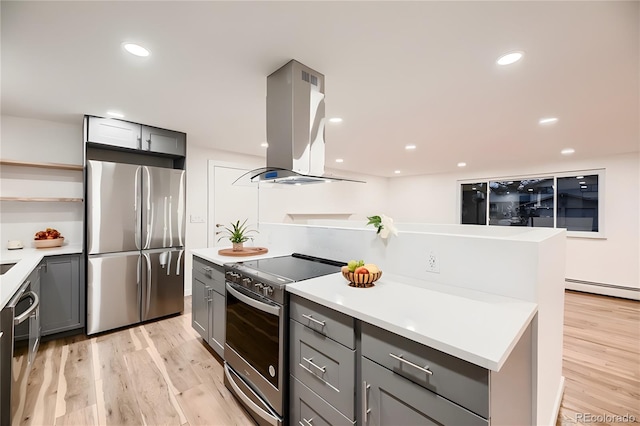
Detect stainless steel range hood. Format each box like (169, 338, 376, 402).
(237, 60, 364, 185)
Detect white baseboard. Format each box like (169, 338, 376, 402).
(565, 280, 640, 301)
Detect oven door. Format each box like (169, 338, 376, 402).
(225, 282, 284, 423)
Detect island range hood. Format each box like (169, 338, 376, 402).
(237, 60, 364, 185)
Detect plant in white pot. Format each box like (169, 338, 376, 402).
(216, 219, 258, 251)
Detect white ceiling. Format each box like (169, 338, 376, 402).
(2, 1, 638, 177)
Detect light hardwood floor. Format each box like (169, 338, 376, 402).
(557, 291, 639, 426)
(14, 297, 254, 426)
(14, 291, 640, 426)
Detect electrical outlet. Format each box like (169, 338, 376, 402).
(426, 251, 440, 273)
(190, 215, 205, 223)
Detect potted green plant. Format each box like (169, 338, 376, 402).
(216, 219, 258, 251)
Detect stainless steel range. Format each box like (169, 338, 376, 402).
(223, 253, 345, 426)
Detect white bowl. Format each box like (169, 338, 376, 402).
(33, 237, 64, 248)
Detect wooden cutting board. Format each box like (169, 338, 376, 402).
(217, 247, 269, 257)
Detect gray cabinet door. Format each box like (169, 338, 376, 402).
(41, 255, 83, 336)
(141, 126, 186, 157)
(86, 116, 141, 150)
(192, 277, 209, 340)
(362, 357, 488, 426)
(208, 289, 225, 358)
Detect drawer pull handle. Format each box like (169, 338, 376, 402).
(202, 266, 212, 273)
(389, 353, 433, 376)
(363, 381, 371, 424)
(299, 418, 314, 426)
(302, 357, 326, 373)
(301, 314, 326, 327)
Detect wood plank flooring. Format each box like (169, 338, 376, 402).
(14, 291, 640, 425)
(557, 291, 640, 426)
(15, 297, 254, 426)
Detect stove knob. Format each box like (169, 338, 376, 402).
(242, 277, 252, 286)
(263, 286, 273, 296)
(254, 282, 264, 290)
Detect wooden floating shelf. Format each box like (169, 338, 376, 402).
(0, 159, 83, 171)
(0, 197, 83, 202)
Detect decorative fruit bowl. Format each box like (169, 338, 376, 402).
(342, 270, 382, 288)
(34, 237, 64, 248)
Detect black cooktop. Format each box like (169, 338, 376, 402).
(240, 253, 345, 282)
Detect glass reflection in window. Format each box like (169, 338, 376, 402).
(556, 175, 599, 232)
(489, 178, 554, 227)
(461, 183, 487, 225)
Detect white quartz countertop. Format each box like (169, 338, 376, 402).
(286, 272, 537, 371)
(1, 244, 83, 310)
(190, 247, 292, 266)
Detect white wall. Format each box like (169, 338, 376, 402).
(386, 152, 640, 295)
(184, 141, 388, 295)
(0, 116, 83, 247)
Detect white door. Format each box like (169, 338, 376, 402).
(207, 162, 259, 247)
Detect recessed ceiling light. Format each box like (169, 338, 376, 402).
(335, 158, 344, 163)
(261, 142, 269, 148)
(457, 162, 467, 167)
(123, 43, 150, 57)
(106, 111, 124, 118)
(539, 117, 558, 125)
(405, 144, 416, 150)
(394, 170, 401, 174)
(561, 148, 575, 155)
(329, 117, 343, 123)
(496, 51, 524, 66)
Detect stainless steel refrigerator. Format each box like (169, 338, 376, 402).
(86, 160, 185, 335)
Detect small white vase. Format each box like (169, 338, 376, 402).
(232, 242, 244, 252)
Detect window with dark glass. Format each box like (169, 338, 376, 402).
(556, 175, 599, 232)
(461, 183, 487, 225)
(488, 178, 554, 227)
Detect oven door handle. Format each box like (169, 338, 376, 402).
(14, 291, 40, 326)
(226, 283, 280, 316)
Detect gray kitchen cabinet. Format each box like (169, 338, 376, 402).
(290, 375, 355, 426)
(362, 357, 488, 426)
(141, 125, 186, 157)
(40, 254, 84, 336)
(361, 322, 489, 418)
(192, 276, 209, 340)
(85, 116, 142, 150)
(289, 294, 356, 424)
(191, 256, 225, 358)
(85, 116, 186, 157)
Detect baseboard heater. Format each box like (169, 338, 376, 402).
(565, 278, 639, 292)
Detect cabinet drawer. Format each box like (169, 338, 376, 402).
(290, 375, 355, 426)
(192, 257, 225, 294)
(290, 294, 354, 349)
(362, 357, 488, 426)
(290, 319, 355, 419)
(361, 322, 488, 418)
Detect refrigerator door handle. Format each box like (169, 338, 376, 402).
(144, 166, 153, 250)
(137, 255, 142, 316)
(143, 253, 152, 318)
(134, 166, 142, 250)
